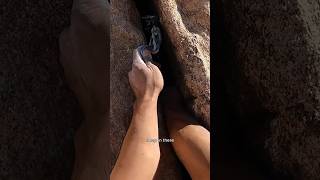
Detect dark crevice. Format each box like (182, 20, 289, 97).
(133, 1, 192, 179)
(134, 1, 207, 130)
(133, 1, 178, 87)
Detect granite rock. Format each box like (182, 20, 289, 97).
(110, 1, 186, 179)
(221, 0, 320, 179)
(0, 1, 80, 179)
(154, 0, 211, 128)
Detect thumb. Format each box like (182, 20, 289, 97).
(132, 48, 147, 68)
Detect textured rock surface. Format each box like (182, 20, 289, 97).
(221, 0, 320, 179)
(110, 0, 142, 168)
(154, 0, 211, 128)
(110, 1, 187, 179)
(0, 1, 80, 179)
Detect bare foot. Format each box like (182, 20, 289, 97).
(59, 1, 109, 180)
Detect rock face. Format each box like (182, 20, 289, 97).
(110, 0, 142, 169)
(221, 1, 320, 179)
(110, 1, 187, 179)
(154, 0, 211, 128)
(0, 0, 210, 179)
(0, 1, 81, 179)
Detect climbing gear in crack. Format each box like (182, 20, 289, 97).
(138, 15, 162, 63)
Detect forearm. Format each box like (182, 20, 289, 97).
(111, 99, 160, 180)
(131, 99, 159, 141)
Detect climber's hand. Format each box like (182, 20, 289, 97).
(128, 49, 164, 103)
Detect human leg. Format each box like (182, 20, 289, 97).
(162, 87, 210, 180)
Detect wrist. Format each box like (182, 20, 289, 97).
(134, 97, 158, 110)
(135, 96, 158, 105)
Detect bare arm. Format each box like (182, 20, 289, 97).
(111, 49, 164, 180)
(111, 99, 160, 180)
